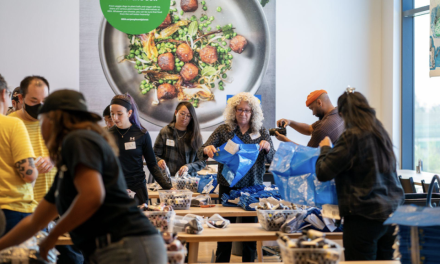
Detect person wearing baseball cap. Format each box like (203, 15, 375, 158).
(0, 89, 167, 263)
(276, 89, 344, 147)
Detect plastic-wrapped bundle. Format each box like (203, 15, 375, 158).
(197, 174, 218, 194)
(0, 231, 58, 264)
(221, 184, 281, 210)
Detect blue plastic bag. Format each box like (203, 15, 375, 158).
(269, 142, 338, 207)
(214, 135, 260, 187)
(197, 174, 218, 194)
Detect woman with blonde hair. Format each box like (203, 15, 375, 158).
(198, 92, 275, 263)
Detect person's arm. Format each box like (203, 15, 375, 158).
(153, 129, 167, 170)
(39, 164, 105, 260)
(14, 158, 38, 183)
(277, 118, 313, 135)
(0, 200, 58, 251)
(315, 135, 351, 182)
(197, 127, 223, 160)
(185, 153, 207, 174)
(142, 133, 172, 189)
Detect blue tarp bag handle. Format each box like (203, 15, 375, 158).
(426, 175, 440, 208)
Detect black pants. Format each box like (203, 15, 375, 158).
(343, 215, 396, 261)
(128, 180, 148, 205)
(215, 185, 257, 263)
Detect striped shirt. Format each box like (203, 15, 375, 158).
(307, 108, 345, 148)
(9, 111, 57, 203)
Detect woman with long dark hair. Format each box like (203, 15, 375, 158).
(316, 88, 404, 261)
(154, 102, 205, 177)
(109, 94, 172, 205)
(0, 90, 167, 263)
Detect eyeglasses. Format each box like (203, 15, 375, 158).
(178, 112, 191, 119)
(236, 108, 252, 114)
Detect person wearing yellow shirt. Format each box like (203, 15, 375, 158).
(9, 76, 56, 203)
(0, 74, 38, 234)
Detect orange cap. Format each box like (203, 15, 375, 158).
(306, 90, 327, 107)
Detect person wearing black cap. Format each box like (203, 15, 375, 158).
(6, 87, 23, 115)
(109, 93, 173, 205)
(0, 89, 167, 264)
(102, 105, 114, 129)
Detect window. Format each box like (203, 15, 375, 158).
(414, 14, 440, 173)
(402, 1, 440, 173)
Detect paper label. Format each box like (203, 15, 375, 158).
(125, 142, 136, 150)
(250, 132, 261, 140)
(321, 204, 341, 220)
(166, 139, 175, 147)
(224, 139, 239, 155)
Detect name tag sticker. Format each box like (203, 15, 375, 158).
(166, 139, 175, 147)
(125, 142, 136, 150)
(250, 132, 261, 140)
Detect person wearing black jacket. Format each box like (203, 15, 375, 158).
(316, 88, 404, 261)
(109, 94, 172, 205)
(0, 90, 167, 263)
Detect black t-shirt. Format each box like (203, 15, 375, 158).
(175, 129, 187, 175)
(109, 125, 172, 189)
(44, 130, 157, 255)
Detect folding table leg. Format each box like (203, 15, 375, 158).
(256, 241, 263, 262)
(187, 241, 199, 263)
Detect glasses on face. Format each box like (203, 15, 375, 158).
(178, 112, 191, 119)
(236, 108, 252, 114)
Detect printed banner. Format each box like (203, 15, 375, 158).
(430, 0, 440, 77)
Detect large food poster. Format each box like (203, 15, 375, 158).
(430, 0, 440, 77)
(80, 0, 276, 131)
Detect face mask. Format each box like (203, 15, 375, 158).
(24, 103, 42, 119)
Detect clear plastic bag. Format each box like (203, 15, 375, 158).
(0, 231, 58, 264)
(206, 214, 230, 229)
(191, 194, 211, 207)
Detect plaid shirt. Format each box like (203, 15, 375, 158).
(153, 123, 206, 176)
(316, 131, 404, 221)
(197, 124, 275, 188)
(308, 108, 344, 148)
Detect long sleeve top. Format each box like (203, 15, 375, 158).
(197, 124, 275, 188)
(110, 125, 172, 190)
(315, 131, 404, 221)
(154, 123, 206, 176)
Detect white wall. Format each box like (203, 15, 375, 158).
(275, 0, 385, 148)
(0, 0, 401, 157)
(0, 0, 79, 91)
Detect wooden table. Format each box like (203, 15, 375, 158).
(148, 191, 219, 199)
(179, 223, 343, 263)
(174, 204, 257, 217)
(197, 262, 400, 264)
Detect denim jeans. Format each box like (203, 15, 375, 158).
(2, 209, 31, 235)
(88, 235, 167, 264)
